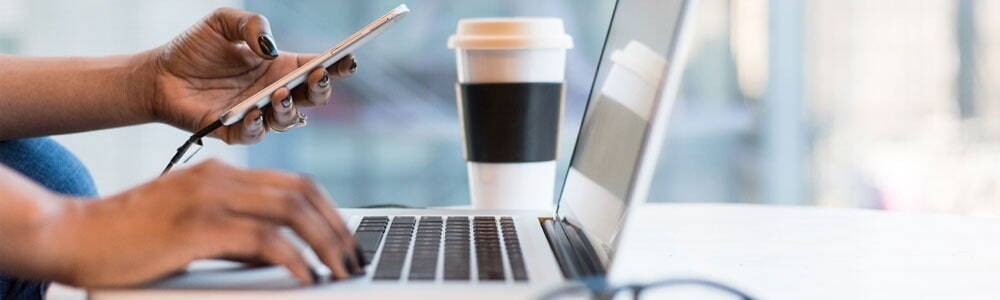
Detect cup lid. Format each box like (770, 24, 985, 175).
(448, 18, 574, 50)
(610, 41, 667, 85)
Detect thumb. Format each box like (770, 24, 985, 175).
(208, 7, 279, 59)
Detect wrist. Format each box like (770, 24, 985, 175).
(125, 49, 164, 124)
(13, 195, 91, 285)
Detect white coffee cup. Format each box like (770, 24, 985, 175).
(448, 18, 573, 210)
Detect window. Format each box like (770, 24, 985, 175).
(3, 0, 995, 215)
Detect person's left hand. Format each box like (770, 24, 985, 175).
(143, 7, 356, 144)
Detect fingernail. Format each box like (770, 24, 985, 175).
(349, 61, 358, 74)
(257, 34, 278, 58)
(317, 74, 330, 88)
(281, 96, 292, 108)
(253, 114, 263, 125)
(355, 245, 368, 266)
(343, 254, 362, 276)
(308, 267, 320, 285)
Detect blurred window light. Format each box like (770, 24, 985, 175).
(2, 0, 996, 215)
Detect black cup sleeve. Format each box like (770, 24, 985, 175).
(458, 83, 563, 163)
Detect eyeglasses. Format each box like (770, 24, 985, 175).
(538, 277, 755, 300)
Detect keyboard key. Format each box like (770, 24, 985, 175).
(501, 218, 528, 281)
(393, 216, 416, 223)
(373, 217, 415, 281)
(408, 216, 443, 281)
(444, 217, 470, 280)
(354, 231, 384, 263)
(354, 217, 390, 264)
(357, 226, 387, 232)
(473, 217, 505, 281)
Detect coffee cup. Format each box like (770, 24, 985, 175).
(448, 18, 573, 210)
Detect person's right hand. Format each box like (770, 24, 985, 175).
(47, 160, 360, 287)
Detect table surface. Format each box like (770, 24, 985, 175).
(610, 203, 1000, 299)
(52, 203, 1000, 299)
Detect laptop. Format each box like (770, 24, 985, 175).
(90, 0, 694, 298)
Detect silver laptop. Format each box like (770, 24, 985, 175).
(90, 0, 694, 298)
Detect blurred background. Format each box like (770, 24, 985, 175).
(1, 0, 998, 214)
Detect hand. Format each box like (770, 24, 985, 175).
(47, 160, 361, 287)
(145, 8, 356, 144)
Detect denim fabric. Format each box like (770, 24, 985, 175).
(0, 137, 98, 300)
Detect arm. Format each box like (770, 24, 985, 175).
(0, 8, 361, 287)
(0, 160, 362, 287)
(0, 7, 356, 143)
(0, 164, 81, 282)
(0, 53, 157, 140)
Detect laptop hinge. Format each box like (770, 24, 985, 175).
(541, 218, 606, 279)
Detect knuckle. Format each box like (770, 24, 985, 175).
(252, 13, 269, 25)
(196, 158, 224, 170)
(190, 186, 223, 211)
(317, 96, 332, 106)
(244, 126, 266, 140)
(189, 162, 209, 173)
(294, 174, 317, 190)
(210, 7, 235, 19)
(326, 247, 343, 263)
(275, 112, 293, 126)
(254, 227, 280, 250)
(280, 191, 308, 216)
(191, 183, 211, 198)
(313, 84, 330, 95)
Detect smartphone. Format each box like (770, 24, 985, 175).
(219, 4, 410, 126)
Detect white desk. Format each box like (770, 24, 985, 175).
(611, 203, 1000, 299)
(56, 203, 1000, 299)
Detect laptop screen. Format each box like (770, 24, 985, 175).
(556, 0, 693, 258)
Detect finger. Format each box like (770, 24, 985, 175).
(257, 231, 315, 285)
(209, 7, 279, 59)
(277, 177, 362, 273)
(217, 256, 269, 267)
(268, 88, 298, 130)
(291, 55, 355, 107)
(227, 108, 267, 145)
(303, 183, 362, 272)
(221, 184, 351, 279)
(224, 170, 360, 274)
(328, 54, 357, 80)
(271, 174, 359, 271)
(295, 54, 356, 78)
(280, 176, 362, 273)
(305, 68, 332, 106)
(210, 218, 313, 285)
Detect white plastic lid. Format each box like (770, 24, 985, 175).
(609, 41, 667, 86)
(448, 18, 574, 50)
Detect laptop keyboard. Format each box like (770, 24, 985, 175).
(354, 215, 527, 282)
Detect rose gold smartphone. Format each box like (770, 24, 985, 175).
(219, 4, 410, 126)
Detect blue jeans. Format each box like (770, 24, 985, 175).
(0, 138, 97, 300)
